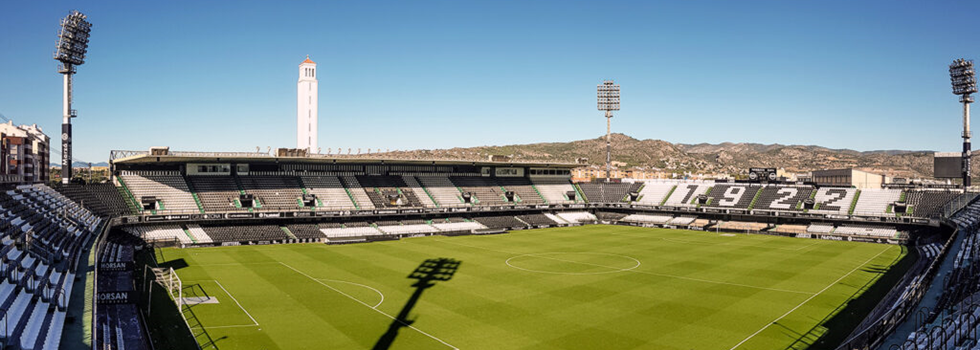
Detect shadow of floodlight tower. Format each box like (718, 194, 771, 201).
(373, 258, 461, 350)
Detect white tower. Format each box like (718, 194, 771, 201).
(297, 56, 318, 153)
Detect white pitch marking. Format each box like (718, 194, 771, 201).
(505, 252, 641, 275)
(190, 324, 261, 329)
(214, 280, 260, 326)
(279, 262, 458, 350)
(315, 278, 386, 308)
(726, 246, 891, 350)
(188, 262, 281, 267)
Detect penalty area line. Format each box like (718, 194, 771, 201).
(727, 246, 891, 350)
(214, 279, 260, 326)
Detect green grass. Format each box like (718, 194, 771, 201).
(156, 225, 907, 350)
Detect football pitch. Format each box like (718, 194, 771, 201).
(155, 225, 908, 350)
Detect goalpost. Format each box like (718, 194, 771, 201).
(145, 266, 183, 318)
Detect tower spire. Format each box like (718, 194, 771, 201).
(298, 56, 318, 153)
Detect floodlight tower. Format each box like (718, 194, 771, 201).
(53, 10, 92, 184)
(951, 59, 978, 187)
(597, 80, 620, 182)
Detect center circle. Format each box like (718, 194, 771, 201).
(505, 252, 641, 275)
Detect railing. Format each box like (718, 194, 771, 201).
(107, 200, 946, 229)
(171, 151, 269, 158)
(836, 222, 960, 349)
(90, 221, 110, 350)
(109, 149, 580, 165)
(942, 192, 980, 219)
(109, 150, 148, 161)
(0, 174, 24, 184)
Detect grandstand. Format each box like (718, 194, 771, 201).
(663, 182, 712, 206)
(25, 151, 970, 349)
(0, 184, 105, 350)
(633, 181, 675, 205)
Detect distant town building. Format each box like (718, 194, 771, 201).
(572, 165, 669, 182)
(0, 121, 50, 183)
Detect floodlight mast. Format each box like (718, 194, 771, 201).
(951, 59, 978, 187)
(53, 10, 91, 184)
(597, 80, 620, 182)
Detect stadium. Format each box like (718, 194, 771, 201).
(5, 3, 980, 350)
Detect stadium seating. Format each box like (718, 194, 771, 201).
(320, 225, 383, 238)
(556, 211, 597, 223)
(123, 225, 191, 245)
(852, 189, 902, 216)
(239, 176, 305, 211)
(544, 213, 567, 224)
(668, 216, 697, 226)
(451, 177, 506, 205)
(339, 177, 376, 210)
(906, 190, 962, 218)
(185, 224, 213, 243)
(377, 223, 439, 235)
(52, 183, 134, 217)
(806, 224, 835, 234)
(286, 224, 327, 239)
(187, 176, 246, 212)
(577, 182, 638, 203)
(633, 182, 676, 205)
(474, 215, 526, 229)
(499, 177, 546, 204)
(0, 184, 102, 350)
(621, 214, 673, 225)
(597, 212, 628, 222)
(431, 219, 487, 232)
(516, 214, 557, 227)
(401, 176, 438, 207)
(752, 185, 814, 211)
(689, 219, 711, 229)
(810, 188, 858, 215)
(200, 224, 290, 242)
(528, 177, 574, 203)
(715, 221, 768, 232)
(300, 176, 358, 209)
(704, 184, 760, 209)
(120, 171, 199, 213)
(417, 175, 466, 207)
(354, 175, 425, 208)
(770, 224, 808, 235)
(834, 226, 898, 238)
(663, 183, 711, 206)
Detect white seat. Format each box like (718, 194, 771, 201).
(20, 300, 49, 349)
(2, 292, 32, 337)
(41, 310, 66, 350)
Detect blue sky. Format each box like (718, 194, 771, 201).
(0, 1, 977, 163)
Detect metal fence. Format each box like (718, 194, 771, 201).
(834, 224, 958, 350)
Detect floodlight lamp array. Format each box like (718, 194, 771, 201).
(597, 80, 620, 111)
(950, 58, 977, 97)
(53, 11, 91, 69)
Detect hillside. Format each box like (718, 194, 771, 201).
(374, 133, 959, 179)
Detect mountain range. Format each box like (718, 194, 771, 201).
(43, 134, 969, 179)
(375, 133, 959, 179)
